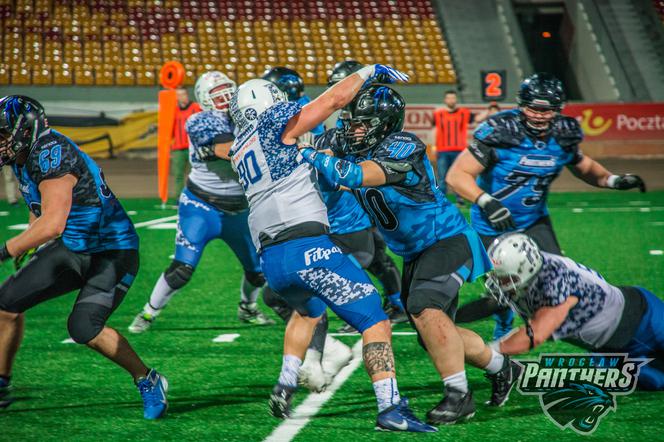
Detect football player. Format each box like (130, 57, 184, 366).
(299, 85, 521, 425)
(0, 96, 167, 419)
(128, 71, 274, 333)
(486, 233, 664, 390)
(448, 73, 646, 339)
(221, 65, 437, 432)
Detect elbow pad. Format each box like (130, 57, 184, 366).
(300, 147, 364, 188)
(375, 159, 420, 186)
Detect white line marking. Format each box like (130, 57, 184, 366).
(0, 211, 8, 216)
(7, 223, 29, 230)
(264, 340, 363, 442)
(133, 215, 179, 228)
(61, 338, 75, 344)
(628, 201, 650, 206)
(147, 222, 178, 230)
(649, 250, 663, 256)
(127, 210, 138, 215)
(651, 222, 664, 226)
(212, 333, 240, 343)
(562, 207, 664, 213)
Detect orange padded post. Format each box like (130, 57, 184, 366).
(157, 61, 186, 205)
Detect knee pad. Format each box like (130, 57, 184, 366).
(67, 304, 107, 344)
(164, 260, 194, 290)
(244, 270, 265, 288)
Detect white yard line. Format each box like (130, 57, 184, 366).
(212, 333, 241, 343)
(263, 339, 363, 442)
(133, 215, 179, 228)
(566, 206, 664, 213)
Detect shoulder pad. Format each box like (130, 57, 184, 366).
(473, 110, 524, 148)
(552, 115, 583, 147)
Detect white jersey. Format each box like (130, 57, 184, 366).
(229, 101, 328, 250)
(185, 110, 244, 197)
(520, 252, 625, 348)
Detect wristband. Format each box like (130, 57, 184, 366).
(476, 192, 494, 208)
(0, 243, 10, 263)
(606, 175, 619, 188)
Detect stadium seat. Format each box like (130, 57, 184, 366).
(5, 0, 455, 86)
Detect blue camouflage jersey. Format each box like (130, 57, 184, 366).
(12, 129, 138, 253)
(356, 131, 469, 261)
(314, 129, 372, 235)
(469, 110, 584, 236)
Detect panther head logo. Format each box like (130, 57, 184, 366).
(541, 383, 615, 434)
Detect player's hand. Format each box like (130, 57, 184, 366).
(610, 174, 646, 192)
(357, 65, 410, 85)
(193, 144, 217, 162)
(13, 247, 36, 270)
(477, 193, 515, 231)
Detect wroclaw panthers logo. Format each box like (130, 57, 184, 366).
(516, 354, 649, 435)
(541, 383, 615, 434)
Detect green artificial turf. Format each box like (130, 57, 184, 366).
(0, 191, 662, 441)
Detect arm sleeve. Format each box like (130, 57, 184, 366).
(300, 147, 364, 189)
(467, 139, 497, 168)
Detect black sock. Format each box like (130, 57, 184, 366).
(456, 296, 506, 323)
(308, 313, 328, 355)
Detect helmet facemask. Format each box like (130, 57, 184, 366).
(209, 83, 235, 111)
(485, 272, 533, 317)
(520, 103, 559, 134)
(339, 114, 384, 156)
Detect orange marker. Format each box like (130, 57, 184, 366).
(157, 61, 185, 205)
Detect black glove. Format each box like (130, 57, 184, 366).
(476, 193, 516, 231)
(0, 243, 11, 263)
(610, 174, 646, 193)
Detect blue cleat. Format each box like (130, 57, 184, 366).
(136, 369, 168, 419)
(376, 397, 438, 432)
(492, 308, 514, 340)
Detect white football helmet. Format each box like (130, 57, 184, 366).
(230, 79, 287, 132)
(485, 233, 543, 309)
(194, 71, 237, 112)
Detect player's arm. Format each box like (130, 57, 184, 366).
(298, 146, 420, 188)
(569, 155, 646, 192)
(447, 144, 515, 231)
(1, 175, 76, 262)
(282, 65, 409, 144)
(494, 296, 578, 354)
(446, 148, 486, 202)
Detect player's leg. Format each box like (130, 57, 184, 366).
(219, 209, 275, 325)
(621, 288, 664, 390)
(129, 190, 219, 332)
(295, 237, 435, 432)
(0, 239, 85, 402)
(367, 228, 405, 322)
(73, 248, 168, 419)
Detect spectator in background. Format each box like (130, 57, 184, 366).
(473, 101, 501, 125)
(171, 87, 201, 199)
(433, 91, 471, 203)
(2, 167, 17, 205)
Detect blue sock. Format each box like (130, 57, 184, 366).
(388, 293, 404, 311)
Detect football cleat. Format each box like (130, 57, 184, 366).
(269, 384, 297, 419)
(299, 349, 330, 393)
(0, 377, 14, 409)
(128, 311, 156, 334)
(238, 302, 276, 325)
(427, 387, 476, 425)
(376, 397, 437, 432)
(492, 309, 514, 340)
(136, 369, 168, 420)
(485, 357, 523, 407)
(322, 336, 353, 378)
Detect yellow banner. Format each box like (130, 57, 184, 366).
(52, 111, 158, 158)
